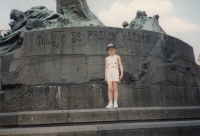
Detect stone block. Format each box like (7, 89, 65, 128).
(161, 85, 190, 107)
(20, 86, 59, 111)
(97, 120, 200, 136)
(139, 85, 161, 107)
(2, 87, 22, 112)
(0, 112, 17, 126)
(68, 109, 117, 123)
(0, 91, 5, 112)
(118, 84, 140, 107)
(117, 107, 162, 121)
(189, 87, 200, 106)
(0, 125, 98, 136)
(118, 85, 161, 107)
(162, 106, 200, 119)
(59, 86, 69, 110)
(67, 84, 107, 109)
(18, 110, 69, 125)
(2, 86, 59, 112)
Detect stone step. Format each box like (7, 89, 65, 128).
(1, 120, 200, 136)
(1, 106, 200, 127)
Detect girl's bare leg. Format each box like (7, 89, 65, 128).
(113, 81, 118, 101)
(107, 81, 113, 101)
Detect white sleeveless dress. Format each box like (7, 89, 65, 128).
(107, 55, 119, 81)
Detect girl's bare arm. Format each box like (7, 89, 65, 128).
(118, 56, 124, 80)
(105, 57, 108, 81)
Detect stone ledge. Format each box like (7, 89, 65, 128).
(1, 106, 200, 126)
(0, 125, 97, 136)
(1, 120, 200, 136)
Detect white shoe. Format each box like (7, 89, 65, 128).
(106, 102, 113, 108)
(114, 101, 118, 108)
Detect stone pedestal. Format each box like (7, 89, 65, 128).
(1, 27, 200, 111)
(0, 27, 200, 135)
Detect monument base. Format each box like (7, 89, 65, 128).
(1, 84, 200, 112)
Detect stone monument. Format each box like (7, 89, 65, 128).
(0, 0, 200, 135)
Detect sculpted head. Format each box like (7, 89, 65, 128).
(155, 14, 159, 20)
(10, 9, 22, 21)
(142, 11, 147, 17)
(136, 10, 142, 17)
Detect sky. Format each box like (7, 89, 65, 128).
(0, 0, 199, 62)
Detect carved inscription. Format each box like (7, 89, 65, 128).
(52, 31, 66, 47)
(36, 32, 51, 45)
(35, 30, 161, 47)
(36, 31, 66, 47)
(122, 31, 159, 43)
(88, 31, 118, 41)
(71, 32, 82, 42)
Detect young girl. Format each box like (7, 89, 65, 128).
(105, 43, 123, 108)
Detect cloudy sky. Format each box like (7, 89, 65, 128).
(0, 0, 199, 62)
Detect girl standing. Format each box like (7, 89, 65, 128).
(105, 44, 123, 108)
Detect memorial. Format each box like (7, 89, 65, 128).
(0, 0, 200, 135)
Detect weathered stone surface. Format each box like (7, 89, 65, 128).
(1, 120, 200, 136)
(189, 87, 200, 106)
(67, 84, 107, 109)
(118, 85, 161, 107)
(0, 91, 4, 112)
(1, 85, 200, 112)
(0, 112, 17, 126)
(0, 125, 97, 136)
(2, 86, 59, 112)
(68, 109, 117, 123)
(97, 120, 200, 136)
(18, 110, 68, 125)
(117, 107, 162, 121)
(162, 106, 200, 119)
(2, 27, 199, 88)
(161, 85, 191, 107)
(1, 106, 200, 127)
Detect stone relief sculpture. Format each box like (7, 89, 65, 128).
(123, 10, 166, 34)
(119, 34, 200, 88)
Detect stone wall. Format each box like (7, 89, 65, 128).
(1, 84, 200, 112)
(1, 27, 199, 87)
(0, 27, 200, 112)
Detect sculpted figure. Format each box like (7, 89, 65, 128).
(0, 6, 69, 55)
(56, 0, 104, 26)
(123, 10, 166, 34)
